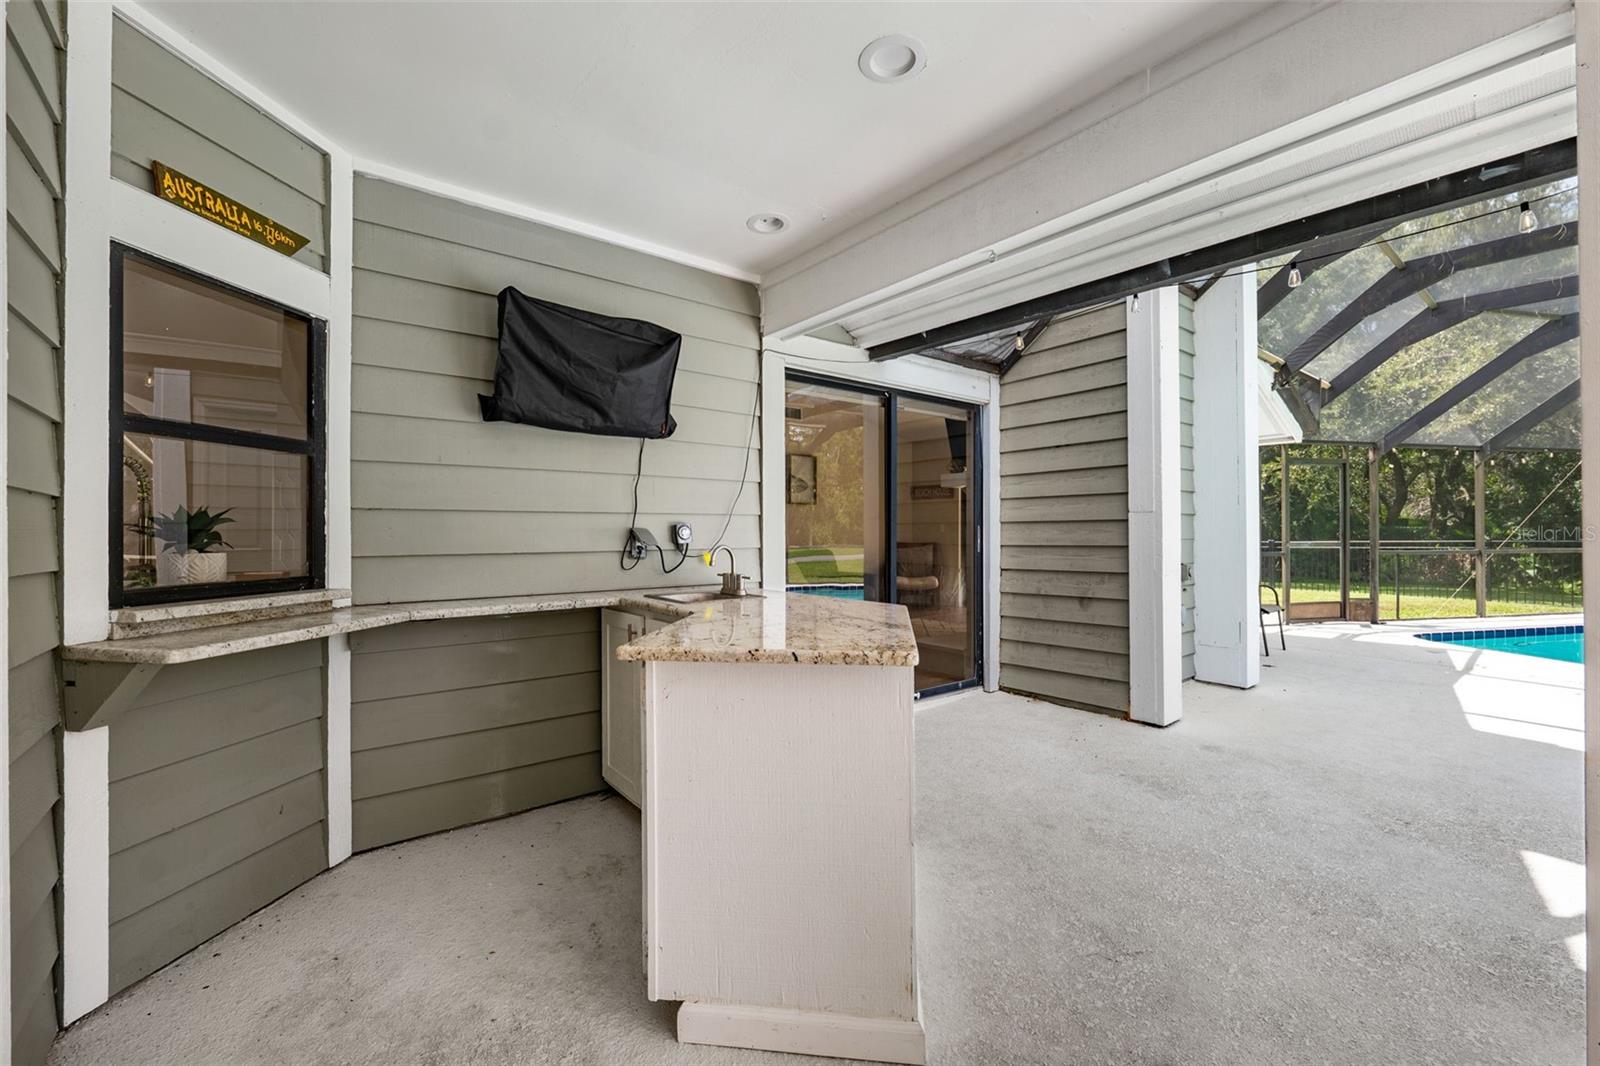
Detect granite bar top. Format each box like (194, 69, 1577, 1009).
(61, 588, 703, 665)
(616, 592, 919, 667)
(63, 585, 918, 669)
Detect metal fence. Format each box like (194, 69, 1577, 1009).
(1261, 542, 1581, 621)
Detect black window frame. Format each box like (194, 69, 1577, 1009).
(109, 242, 327, 608)
(783, 370, 985, 698)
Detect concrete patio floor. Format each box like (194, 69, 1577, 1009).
(49, 620, 1584, 1065)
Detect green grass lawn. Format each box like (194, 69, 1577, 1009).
(1279, 578, 1579, 621)
(787, 546, 865, 585)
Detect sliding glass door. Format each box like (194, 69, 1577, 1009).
(783, 374, 981, 694)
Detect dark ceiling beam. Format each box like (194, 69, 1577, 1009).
(866, 139, 1576, 361)
(1256, 222, 1391, 316)
(1376, 313, 1580, 454)
(1283, 222, 1578, 373)
(1323, 274, 1579, 400)
(1481, 379, 1581, 456)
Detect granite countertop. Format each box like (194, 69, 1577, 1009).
(616, 592, 919, 667)
(61, 587, 919, 669)
(62, 589, 699, 665)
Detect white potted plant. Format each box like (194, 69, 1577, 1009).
(152, 505, 234, 586)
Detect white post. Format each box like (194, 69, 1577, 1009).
(61, 728, 110, 1024)
(982, 373, 1002, 692)
(1125, 290, 1183, 726)
(1576, 3, 1598, 1062)
(1191, 271, 1262, 689)
(759, 349, 786, 595)
(325, 634, 353, 867)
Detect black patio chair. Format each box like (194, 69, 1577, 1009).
(1260, 584, 1286, 656)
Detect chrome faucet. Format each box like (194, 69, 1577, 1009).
(708, 546, 747, 597)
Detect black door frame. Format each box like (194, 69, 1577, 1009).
(785, 370, 985, 697)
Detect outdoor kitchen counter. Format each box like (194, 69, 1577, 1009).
(616, 591, 919, 667)
(629, 591, 925, 1065)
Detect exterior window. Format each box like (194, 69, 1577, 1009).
(112, 245, 325, 605)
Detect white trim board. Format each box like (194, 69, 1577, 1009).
(61, 729, 110, 1025)
(1191, 271, 1260, 690)
(1125, 289, 1183, 727)
(0, 31, 12, 1057)
(1574, 4, 1597, 1062)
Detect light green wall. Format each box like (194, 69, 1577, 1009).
(6, 3, 65, 1061)
(109, 17, 330, 271)
(350, 612, 603, 851)
(349, 176, 762, 605)
(997, 305, 1131, 714)
(107, 644, 327, 995)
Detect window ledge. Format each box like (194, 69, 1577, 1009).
(111, 588, 353, 639)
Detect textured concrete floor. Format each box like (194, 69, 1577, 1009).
(50, 622, 1583, 1065)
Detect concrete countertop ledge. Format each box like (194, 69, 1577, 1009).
(61, 588, 918, 668)
(616, 592, 919, 667)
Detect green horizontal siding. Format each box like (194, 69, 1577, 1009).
(349, 176, 762, 605)
(350, 611, 604, 851)
(6, 5, 65, 1062)
(999, 305, 1131, 715)
(107, 644, 327, 995)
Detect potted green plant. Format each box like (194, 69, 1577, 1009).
(151, 505, 234, 586)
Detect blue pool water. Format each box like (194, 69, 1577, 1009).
(789, 584, 866, 601)
(1418, 624, 1583, 663)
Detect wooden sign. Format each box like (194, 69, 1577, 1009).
(911, 483, 956, 501)
(151, 162, 310, 257)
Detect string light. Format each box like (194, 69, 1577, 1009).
(1014, 334, 1025, 351)
(1131, 293, 1141, 312)
(1286, 262, 1303, 288)
(1519, 202, 1537, 233)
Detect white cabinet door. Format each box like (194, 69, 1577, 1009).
(600, 608, 644, 807)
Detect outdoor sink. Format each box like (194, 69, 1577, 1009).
(647, 590, 758, 604)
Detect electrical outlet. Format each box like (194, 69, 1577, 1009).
(626, 526, 658, 560)
(671, 522, 693, 547)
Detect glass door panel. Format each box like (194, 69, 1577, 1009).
(783, 380, 887, 602)
(895, 396, 977, 692)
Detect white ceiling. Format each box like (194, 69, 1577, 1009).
(146, 1, 1267, 280)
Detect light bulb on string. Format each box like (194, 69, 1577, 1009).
(1014, 334, 1025, 351)
(1131, 293, 1141, 312)
(1287, 262, 1303, 288)
(1519, 202, 1537, 233)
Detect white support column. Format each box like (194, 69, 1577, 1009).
(1575, 3, 1597, 1062)
(325, 634, 353, 866)
(61, 729, 110, 1024)
(1191, 271, 1261, 689)
(759, 349, 786, 595)
(61, 1, 113, 645)
(1125, 290, 1183, 727)
(982, 373, 1001, 692)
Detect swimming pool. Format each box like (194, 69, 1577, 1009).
(789, 584, 866, 601)
(1417, 624, 1583, 663)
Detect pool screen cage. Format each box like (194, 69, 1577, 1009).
(1256, 171, 1580, 622)
(863, 143, 1582, 623)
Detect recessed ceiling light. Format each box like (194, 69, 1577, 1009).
(746, 213, 788, 234)
(858, 34, 926, 83)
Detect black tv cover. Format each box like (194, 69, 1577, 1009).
(478, 287, 680, 438)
